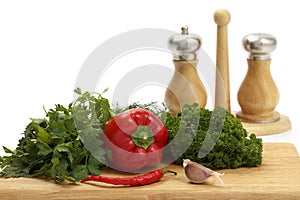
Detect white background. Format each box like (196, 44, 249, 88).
(0, 0, 299, 155)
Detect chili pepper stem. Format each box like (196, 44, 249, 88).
(161, 169, 177, 175)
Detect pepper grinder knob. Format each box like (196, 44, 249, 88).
(237, 33, 280, 123)
(243, 33, 277, 60)
(165, 27, 207, 114)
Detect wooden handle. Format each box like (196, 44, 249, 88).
(214, 9, 231, 112)
(165, 60, 207, 114)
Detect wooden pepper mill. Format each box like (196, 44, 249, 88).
(236, 33, 280, 123)
(165, 26, 207, 114)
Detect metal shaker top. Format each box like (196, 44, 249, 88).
(167, 26, 201, 61)
(243, 33, 277, 60)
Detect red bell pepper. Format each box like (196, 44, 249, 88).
(103, 108, 168, 172)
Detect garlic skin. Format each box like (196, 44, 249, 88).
(183, 159, 225, 185)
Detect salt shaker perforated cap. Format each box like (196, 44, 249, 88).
(168, 26, 201, 61)
(243, 33, 277, 60)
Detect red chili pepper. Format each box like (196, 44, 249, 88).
(103, 108, 168, 172)
(80, 170, 177, 186)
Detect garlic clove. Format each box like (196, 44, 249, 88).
(183, 159, 225, 185)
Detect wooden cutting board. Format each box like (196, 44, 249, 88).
(0, 143, 299, 200)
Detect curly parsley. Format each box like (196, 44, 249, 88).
(164, 104, 263, 169)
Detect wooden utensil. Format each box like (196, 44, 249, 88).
(214, 9, 231, 112)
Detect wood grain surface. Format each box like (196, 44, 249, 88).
(214, 9, 231, 112)
(237, 59, 280, 123)
(241, 114, 292, 136)
(0, 143, 299, 200)
(165, 60, 207, 114)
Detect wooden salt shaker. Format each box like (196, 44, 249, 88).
(237, 33, 280, 123)
(165, 26, 207, 114)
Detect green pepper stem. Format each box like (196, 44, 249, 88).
(161, 169, 177, 175)
(131, 126, 154, 150)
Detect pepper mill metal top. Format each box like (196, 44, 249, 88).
(243, 33, 277, 60)
(167, 26, 201, 61)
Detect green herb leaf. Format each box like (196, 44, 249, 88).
(2, 146, 14, 154)
(36, 142, 52, 156)
(72, 165, 89, 181)
(87, 155, 101, 175)
(0, 89, 112, 183)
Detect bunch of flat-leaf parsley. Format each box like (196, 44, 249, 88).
(0, 88, 112, 183)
